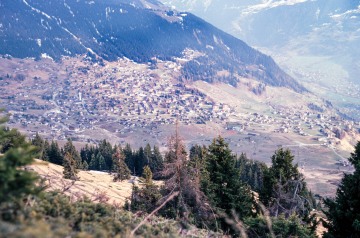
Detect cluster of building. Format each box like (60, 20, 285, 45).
(1, 57, 231, 142)
(227, 105, 359, 147)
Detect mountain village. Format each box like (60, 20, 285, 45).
(1, 56, 359, 152)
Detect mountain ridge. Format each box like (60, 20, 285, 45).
(0, 0, 305, 92)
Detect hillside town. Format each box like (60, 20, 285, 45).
(0, 57, 359, 149)
(0, 57, 231, 142)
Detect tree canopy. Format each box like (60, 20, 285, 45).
(324, 141, 360, 238)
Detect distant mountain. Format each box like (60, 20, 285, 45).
(160, 0, 360, 119)
(0, 0, 305, 92)
(161, 0, 360, 79)
(161, 0, 360, 49)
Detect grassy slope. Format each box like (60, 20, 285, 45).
(29, 159, 135, 205)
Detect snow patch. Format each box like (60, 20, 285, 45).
(206, 45, 214, 50)
(105, 7, 111, 20)
(40, 19, 50, 30)
(55, 19, 96, 56)
(64, 1, 75, 17)
(193, 29, 202, 45)
(41, 53, 53, 60)
(213, 35, 219, 44)
(89, 170, 108, 174)
(92, 22, 102, 36)
(86, 47, 96, 55)
(23, 0, 52, 19)
(213, 35, 230, 51)
(242, 0, 311, 16)
(36, 39, 41, 47)
(331, 5, 360, 20)
(64, 49, 72, 55)
(119, 8, 127, 14)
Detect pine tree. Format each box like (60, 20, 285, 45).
(323, 141, 360, 238)
(89, 154, 98, 170)
(48, 141, 63, 165)
(130, 166, 162, 213)
(150, 145, 163, 178)
(144, 143, 152, 165)
(63, 139, 82, 169)
(112, 148, 131, 182)
(31, 133, 46, 160)
(204, 136, 254, 223)
(80, 144, 92, 165)
(63, 152, 78, 180)
(123, 144, 134, 174)
(97, 153, 108, 171)
(0, 114, 43, 220)
(0, 127, 27, 153)
(134, 147, 146, 176)
(260, 148, 314, 219)
(41, 140, 50, 161)
(98, 139, 113, 171)
(0, 118, 41, 204)
(82, 160, 89, 171)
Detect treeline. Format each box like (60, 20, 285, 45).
(2, 114, 360, 237)
(31, 134, 164, 177)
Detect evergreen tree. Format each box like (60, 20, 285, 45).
(41, 140, 50, 161)
(63, 152, 78, 180)
(203, 136, 254, 232)
(97, 153, 108, 171)
(236, 153, 267, 193)
(82, 160, 89, 171)
(134, 147, 146, 176)
(89, 153, 98, 170)
(31, 133, 47, 161)
(0, 115, 43, 221)
(131, 166, 162, 213)
(112, 148, 131, 182)
(0, 127, 27, 153)
(63, 139, 82, 169)
(98, 139, 113, 171)
(142, 165, 153, 185)
(144, 143, 152, 165)
(48, 141, 63, 165)
(123, 144, 134, 174)
(245, 214, 317, 238)
(31, 133, 43, 148)
(150, 145, 163, 178)
(260, 148, 314, 219)
(323, 141, 360, 238)
(80, 144, 93, 165)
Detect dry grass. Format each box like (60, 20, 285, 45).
(30, 159, 136, 205)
